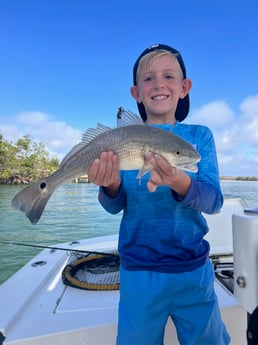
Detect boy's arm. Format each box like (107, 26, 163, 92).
(181, 127, 223, 214)
(98, 184, 125, 214)
(145, 126, 223, 214)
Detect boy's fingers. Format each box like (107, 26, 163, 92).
(88, 158, 100, 182)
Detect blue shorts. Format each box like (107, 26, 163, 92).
(116, 261, 230, 345)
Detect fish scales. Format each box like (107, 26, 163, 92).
(11, 114, 200, 224)
(57, 126, 144, 177)
(60, 125, 151, 175)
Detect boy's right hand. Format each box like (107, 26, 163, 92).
(88, 151, 121, 197)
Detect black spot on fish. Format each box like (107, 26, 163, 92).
(40, 182, 47, 190)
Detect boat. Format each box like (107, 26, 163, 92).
(73, 175, 89, 183)
(0, 198, 257, 345)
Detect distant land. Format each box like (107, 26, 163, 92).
(220, 176, 258, 181)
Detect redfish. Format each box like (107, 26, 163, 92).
(11, 109, 200, 224)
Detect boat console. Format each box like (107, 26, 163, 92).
(233, 209, 258, 344)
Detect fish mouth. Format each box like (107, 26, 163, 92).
(175, 162, 199, 173)
(181, 164, 198, 173)
(176, 155, 201, 173)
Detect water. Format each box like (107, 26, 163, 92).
(0, 183, 121, 285)
(0, 180, 258, 285)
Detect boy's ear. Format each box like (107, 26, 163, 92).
(180, 78, 192, 99)
(130, 85, 142, 103)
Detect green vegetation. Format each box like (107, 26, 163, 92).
(221, 176, 258, 181)
(0, 133, 59, 184)
(235, 176, 258, 181)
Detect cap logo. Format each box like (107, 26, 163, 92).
(148, 44, 160, 49)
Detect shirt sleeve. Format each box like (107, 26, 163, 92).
(180, 125, 223, 214)
(98, 182, 126, 214)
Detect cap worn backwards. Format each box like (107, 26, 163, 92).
(132, 43, 190, 122)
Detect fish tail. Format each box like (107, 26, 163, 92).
(11, 178, 54, 224)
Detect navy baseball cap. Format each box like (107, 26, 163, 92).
(133, 44, 190, 122)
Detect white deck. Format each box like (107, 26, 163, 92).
(0, 199, 249, 344)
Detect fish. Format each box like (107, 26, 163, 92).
(11, 109, 201, 224)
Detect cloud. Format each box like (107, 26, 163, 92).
(18, 111, 49, 125)
(240, 94, 258, 115)
(0, 111, 82, 161)
(1, 96, 258, 175)
(238, 95, 258, 145)
(190, 100, 235, 128)
(189, 95, 258, 176)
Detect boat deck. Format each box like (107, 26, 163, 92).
(0, 199, 249, 344)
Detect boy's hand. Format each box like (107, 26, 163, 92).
(88, 151, 121, 197)
(145, 152, 191, 196)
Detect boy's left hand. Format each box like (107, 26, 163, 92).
(145, 152, 191, 196)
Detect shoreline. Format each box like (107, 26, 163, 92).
(0, 175, 258, 185)
(220, 176, 258, 181)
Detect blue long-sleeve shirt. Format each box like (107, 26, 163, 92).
(98, 122, 223, 273)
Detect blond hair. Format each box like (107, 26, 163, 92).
(135, 49, 182, 84)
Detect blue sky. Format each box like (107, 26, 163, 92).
(0, 0, 258, 176)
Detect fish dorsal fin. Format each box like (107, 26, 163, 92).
(117, 107, 144, 127)
(60, 123, 112, 167)
(82, 123, 112, 142)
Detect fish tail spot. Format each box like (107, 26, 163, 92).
(40, 182, 47, 190)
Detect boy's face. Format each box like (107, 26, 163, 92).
(131, 54, 191, 124)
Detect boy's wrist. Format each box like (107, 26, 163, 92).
(169, 172, 191, 197)
(103, 179, 121, 198)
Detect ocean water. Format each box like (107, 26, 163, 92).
(0, 180, 257, 285)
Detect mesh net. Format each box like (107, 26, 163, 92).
(62, 252, 120, 290)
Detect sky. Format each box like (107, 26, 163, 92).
(0, 0, 257, 176)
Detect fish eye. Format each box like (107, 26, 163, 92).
(175, 151, 181, 157)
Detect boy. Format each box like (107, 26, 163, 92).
(88, 44, 230, 345)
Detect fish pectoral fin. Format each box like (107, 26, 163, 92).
(137, 161, 153, 179)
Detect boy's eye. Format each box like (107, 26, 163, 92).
(142, 74, 175, 82)
(143, 76, 152, 82)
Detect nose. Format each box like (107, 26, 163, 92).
(153, 76, 165, 89)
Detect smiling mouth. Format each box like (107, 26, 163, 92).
(152, 95, 169, 101)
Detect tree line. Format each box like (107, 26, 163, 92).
(0, 132, 59, 184)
